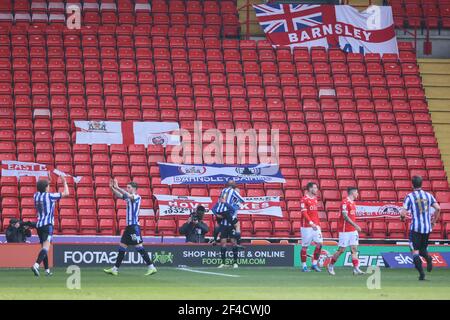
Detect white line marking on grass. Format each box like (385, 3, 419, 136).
(177, 267, 241, 278)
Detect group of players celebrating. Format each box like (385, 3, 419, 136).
(30, 172, 440, 281)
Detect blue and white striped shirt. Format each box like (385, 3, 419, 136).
(212, 187, 245, 226)
(124, 193, 141, 226)
(403, 189, 437, 234)
(217, 187, 244, 214)
(34, 192, 62, 228)
(212, 201, 235, 226)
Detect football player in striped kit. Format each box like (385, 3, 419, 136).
(212, 179, 245, 246)
(104, 179, 157, 276)
(212, 198, 241, 269)
(31, 174, 69, 276)
(211, 179, 246, 268)
(401, 176, 441, 281)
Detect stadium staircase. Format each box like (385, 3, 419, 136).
(420, 59, 450, 183)
(238, 0, 264, 38)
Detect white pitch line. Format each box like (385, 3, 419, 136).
(177, 267, 241, 278)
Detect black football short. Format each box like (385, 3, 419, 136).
(37, 224, 54, 244)
(409, 231, 430, 251)
(121, 224, 143, 246)
(218, 224, 235, 240)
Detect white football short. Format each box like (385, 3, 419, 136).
(338, 231, 359, 248)
(301, 227, 323, 247)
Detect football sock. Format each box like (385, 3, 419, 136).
(419, 249, 429, 260)
(352, 258, 359, 268)
(213, 226, 220, 242)
(232, 246, 238, 264)
(220, 247, 227, 264)
(115, 246, 127, 268)
(36, 248, 48, 265)
(413, 254, 424, 275)
(136, 246, 153, 266)
(43, 256, 49, 270)
(300, 247, 307, 263)
(330, 256, 338, 266)
(313, 246, 322, 264)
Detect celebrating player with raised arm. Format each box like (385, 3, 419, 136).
(212, 197, 241, 268)
(212, 179, 245, 245)
(31, 173, 69, 277)
(104, 179, 157, 276)
(300, 182, 323, 272)
(401, 176, 441, 281)
(327, 187, 364, 276)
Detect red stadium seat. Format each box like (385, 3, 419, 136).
(157, 218, 177, 236)
(370, 221, 387, 238)
(253, 220, 273, 237)
(79, 219, 98, 235)
(239, 220, 253, 237)
(273, 221, 291, 237)
(60, 218, 79, 234)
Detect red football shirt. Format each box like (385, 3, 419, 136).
(338, 197, 357, 232)
(300, 195, 320, 226)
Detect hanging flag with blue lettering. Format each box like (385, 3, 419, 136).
(158, 163, 286, 185)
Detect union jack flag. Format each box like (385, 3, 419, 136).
(253, 4, 323, 33)
(253, 4, 398, 55)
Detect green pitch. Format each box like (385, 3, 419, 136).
(1, 267, 449, 300)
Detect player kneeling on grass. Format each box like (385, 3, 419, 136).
(104, 179, 157, 276)
(212, 198, 240, 269)
(32, 174, 69, 277)
(327, 187, 364, 276)
(300, 182, 323, 272)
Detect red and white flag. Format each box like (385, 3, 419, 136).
(238, 196, 282, 217)
(254, 4, 398, 54)
(356, 202, 407, 219)
(1, 160, 82, 183)
(154, 194, 283, 218)
(74, 121, 180, 146)
(154, 195, 213, 216)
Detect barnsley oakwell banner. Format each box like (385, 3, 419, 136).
(254, 4, 398, 54)
(1, 160, 82, 183)
(74, 121, 180, 146)
(158, 163, 286, 185)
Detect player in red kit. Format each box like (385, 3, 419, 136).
(327, 187, 365, 276)
(300, 182, 323, 272)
